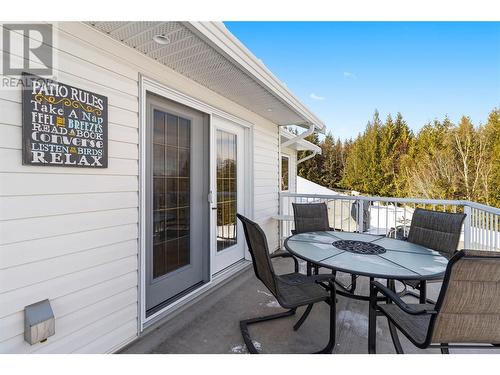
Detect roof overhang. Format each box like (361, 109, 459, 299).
(86, 21, 325, 132)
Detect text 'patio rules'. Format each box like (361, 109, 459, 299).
(22, 73, 108, 168)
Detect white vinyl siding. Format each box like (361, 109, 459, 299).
(0, 22, 281, 353)
(0, 23, 140, 354)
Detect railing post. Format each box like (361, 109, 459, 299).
(278, 192, 283, 249)
(464, 204, 472, 249)
(357, 200, 364, 233)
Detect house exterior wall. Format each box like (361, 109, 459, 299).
(0, 22, 280, 353)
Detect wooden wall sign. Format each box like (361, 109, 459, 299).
(22, 74, 108, 168)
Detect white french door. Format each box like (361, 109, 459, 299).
(210, 116, 246, 274)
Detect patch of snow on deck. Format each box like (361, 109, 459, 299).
(230, 345, 245, 353)
(264, 300, 280, 308)
(230, 341, 262, 353)
(257, 290, 273, 297)
(253, 341, 262, 351)
(338, 310, 382, 338)
(257, 289, 280, 308)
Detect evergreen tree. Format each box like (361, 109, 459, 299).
(297, 132, 324, 184)
(297, 107, 499, 208)
(483, 109, 500, 206)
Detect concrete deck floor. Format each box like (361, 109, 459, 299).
(122, 258, 500, 354)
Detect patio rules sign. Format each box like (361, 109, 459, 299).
(22, 74, 108, 168)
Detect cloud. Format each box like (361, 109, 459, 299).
(343, 71, 357, 79)
(309, 93, 326, 101)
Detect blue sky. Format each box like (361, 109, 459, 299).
(225, 22, 500, 140)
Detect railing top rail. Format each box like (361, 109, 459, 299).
(279, 192, 500, 215)
(465, 201, 500, 215)
(280, 192, 464, 205)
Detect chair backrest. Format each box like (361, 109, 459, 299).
(407, 208, 466, 256)
(236, 214, 278, 296)
(430, 250, 500, 344)
(292, 202, 330, 234)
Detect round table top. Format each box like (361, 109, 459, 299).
(284, 231, 448, 280)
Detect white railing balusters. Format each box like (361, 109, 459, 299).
(394, 203, 397, 238)
(495, 215, 498, 250)
(277, 193, 500, 251)
(403, 205, 407, 237)
(490, 212, 494, 250)
(377, 202, 380, 235)
(464, 205, 472, 249)
(357, 200, 364, 233)
(480, 210, 484, 248)
(340, 200, 344, 231)
(385, 204, 389, 237)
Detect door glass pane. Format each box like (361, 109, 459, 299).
(178, 117, 190, 148)
(281, 155, 289, 191)
(217, 130, 237, 252)
(153, 110, 165, 145)
(166, 114, 178, 146)
(152, 109, 191, 279)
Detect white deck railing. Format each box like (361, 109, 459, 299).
(278, 192, 500, 251)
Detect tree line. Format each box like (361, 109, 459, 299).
(297, 108, 500, 208)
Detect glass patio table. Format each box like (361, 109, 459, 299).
(284, 231, 448, 353)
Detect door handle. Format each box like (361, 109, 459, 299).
(209, 191, 218, 210)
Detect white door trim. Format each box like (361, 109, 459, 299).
(211, 115, 246, 274)
(139, 75, 254, 331)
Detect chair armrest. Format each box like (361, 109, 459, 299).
(310, 274, 336, 284)
(270, 250, 293, 259)
(329, 227, 343, 232)
(371, 281, 437, 315)
(279, 274, 335, 286)
(271, 249, 299, 273)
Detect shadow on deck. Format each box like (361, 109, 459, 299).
(122, 258, 500, 354)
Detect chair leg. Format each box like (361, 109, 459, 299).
(368, 278, 377, 354)
(387, 280, 404, 354)
(388, 322, 404, 354)
(333, 273, 358, 294)
(307, 262, 312, 276)
(399, 281, 436, 304)
(292, 256, 299, 273)
(349, 274, 357, 293)
(293, 304, 313, 331)
(402, 289, 436, 304)
(240, 309, 296, 353)
(419, 280, 427, 304)
(240, 297, 336, 354)
(315, 282, 336, 354)
(440, 343, 450, 354)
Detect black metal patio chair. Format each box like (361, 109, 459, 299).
(292, 202, 358, 291)
(292, 202, 332, 234)
(292, 202, 333, 274)
(398, 208, 466, 303)
(370, 250, 500, 353)
(237, 213, 337, 354)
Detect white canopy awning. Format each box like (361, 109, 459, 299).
(280, 128, 321, 153)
